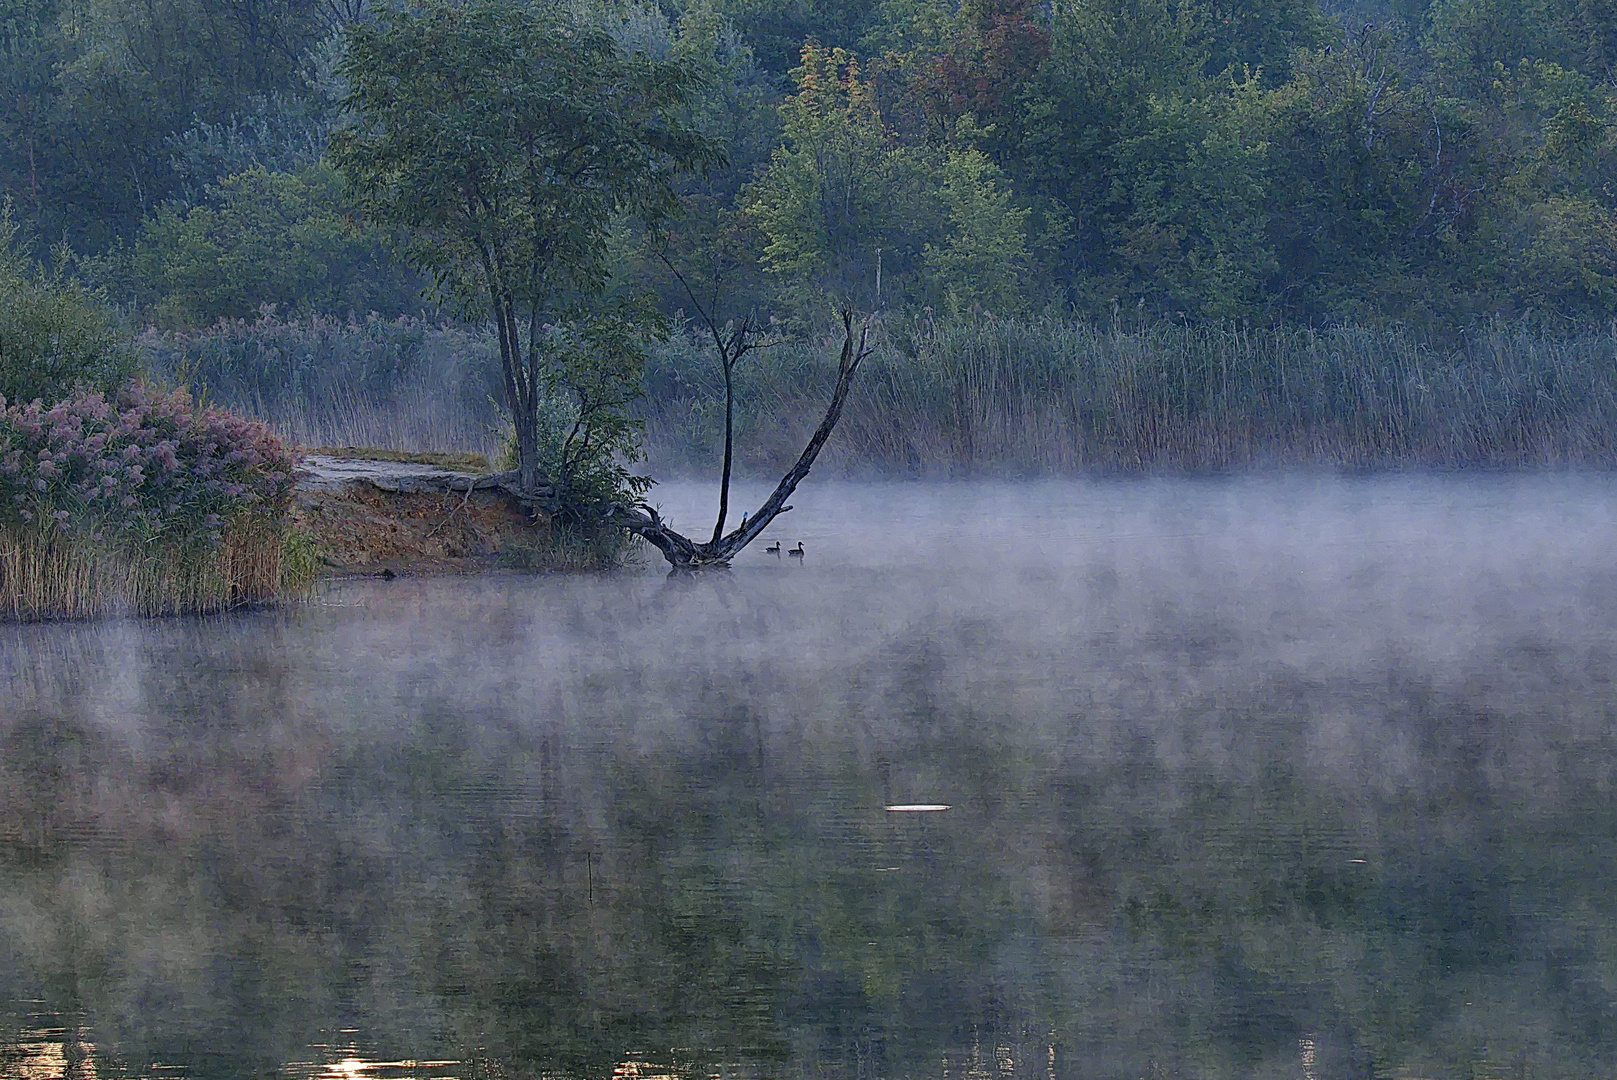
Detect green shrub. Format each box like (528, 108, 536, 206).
(119, 163, 429, 326)
(0, 202, 137, 406)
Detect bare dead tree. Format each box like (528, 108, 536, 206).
(656, 251, 784, 544)
(609, 311, 877, 569)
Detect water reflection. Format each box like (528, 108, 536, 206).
(3, 1013, 100, 1080)
(4, 478, 1617, 1079)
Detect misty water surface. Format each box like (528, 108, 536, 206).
(5, 477, 1617, 1079)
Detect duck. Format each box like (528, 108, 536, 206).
(788, 542, 805, 559)
(765, 541, 781, 555)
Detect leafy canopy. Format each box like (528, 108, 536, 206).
(330, 0, 713, 505)
(745, 42, 1035, 313)
(331, 0, 712, 318)
(122, 163, 422, 326)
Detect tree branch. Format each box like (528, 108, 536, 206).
(610, 311, 877, 569)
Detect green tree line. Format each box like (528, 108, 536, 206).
(3, 0, 1616, 332)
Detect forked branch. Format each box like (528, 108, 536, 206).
(610, 311, 877, 569)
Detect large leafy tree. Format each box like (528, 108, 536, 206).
(331, 0, 712, 497)
(123, 163, 422, 325)
(745, 43, 1035, 313)
(1, 0, 331, 250)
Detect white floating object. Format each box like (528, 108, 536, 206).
(885, 804, 951, 812)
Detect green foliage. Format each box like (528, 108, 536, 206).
(0, 203, 135, 405)
(120, 163, 424, 326)
(333, 0, 710, 498)
(708, 0, 888, 71)
(617, 5, 781, 322)
(1, 0, 336, 250)
(744, 43, 1038, 313)
(1108, 81, 1277, 318)
(8, 0, 1617, 334)
(497, 317, 657, 518)
(744, 44, 911, 307)
(332, 0, 710, 320)
(922, 149, 1034, 314)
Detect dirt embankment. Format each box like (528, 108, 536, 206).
(293, 453, 545, 576)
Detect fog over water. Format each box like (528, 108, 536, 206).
(5, 477, 1617, 1079)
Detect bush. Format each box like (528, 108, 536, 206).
(0, 386, 308, 619)
(0, 202, 137, 406)
(119, 163, 430, 326)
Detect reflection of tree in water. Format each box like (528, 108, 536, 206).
(3, 617, 1617, 1078)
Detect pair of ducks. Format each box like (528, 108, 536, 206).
(765, 541, 805, 558)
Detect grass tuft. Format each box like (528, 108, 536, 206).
(303, 445, 492, 471)
(0, 515, 305, 620)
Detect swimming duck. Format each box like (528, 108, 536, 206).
(788, 542, 805, 558)
(765, 541, 781, 555)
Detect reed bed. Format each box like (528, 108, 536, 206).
(145, 315, 1617, 475)
(0, 515, 300, 620)
(0, 387, 314, 621)
(138, 314, 504, 453)
(644, 319, 1617, 474)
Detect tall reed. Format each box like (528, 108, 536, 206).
(0, 515, 295, 620)
(643, 318, 1617, 474)
(0, 387, 312, 621)
(146, 315, 1617, 475)
(138, 314, 504, 453)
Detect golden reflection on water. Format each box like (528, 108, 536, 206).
(3, 1024, 826, 1080)
(294, 1056, 461, 1080)
(611, 1053, 699, 1080)
(282, 1035, 462, 1080)
(4, 1017, 469, 1080)
(5, 1021, 99, 1080)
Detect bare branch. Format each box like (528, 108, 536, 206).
(611, 311, 877, 569)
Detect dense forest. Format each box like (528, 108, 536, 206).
(3, 0, 1615, 332)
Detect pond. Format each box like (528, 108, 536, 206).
(5, 476, 1617, 1079)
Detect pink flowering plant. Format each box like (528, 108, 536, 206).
(0, 386, 297, 547)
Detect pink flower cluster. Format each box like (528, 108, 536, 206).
(0, 386, 296, 545)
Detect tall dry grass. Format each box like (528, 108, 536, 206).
(0, 515, 307, 621)
(138, 314, 504, 453)
(146, 315, 1617, 475)
(643, 319, 1617, 474)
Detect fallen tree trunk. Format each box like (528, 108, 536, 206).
(610, 312, 876, 569)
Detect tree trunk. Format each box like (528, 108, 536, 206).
(494, 296, 548, 506)
(611, 312, 876, 569)
(711, 356, 735, 543)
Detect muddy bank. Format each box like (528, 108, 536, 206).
(294, 454, 546, 576)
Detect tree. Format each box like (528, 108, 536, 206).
(611, 311, 877, 570)
(745, 42, 1037, 314)
(123, 163, 422, 326)
(744, 43, 916, 309)
(331, 0, 712, 500)
(4, 0, 330, 250)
